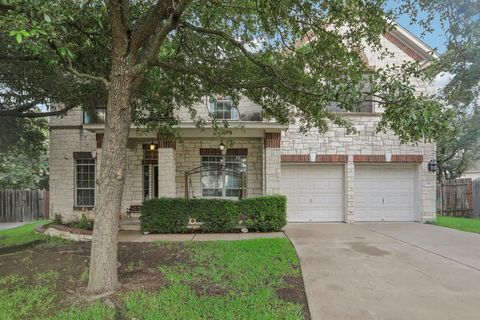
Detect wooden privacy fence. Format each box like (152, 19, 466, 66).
(437, 178, 480, 218)
(473, 179, 480, 218)
(0, 190, 50, 222)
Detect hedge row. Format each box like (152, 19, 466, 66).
(140, 195, 286, 233)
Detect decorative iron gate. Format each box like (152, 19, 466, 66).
(184, 165, 246, 200)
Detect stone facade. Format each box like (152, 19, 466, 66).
(175, 138, 264, 198)
(49, 29, 437, 223)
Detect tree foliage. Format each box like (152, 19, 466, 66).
(1, 0, 451, 141)
(0, 117, 49, 189)
(398, 0, 480, 178)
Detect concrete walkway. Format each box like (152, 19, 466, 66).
(118, 231, 285, 242)
(0, 222, 26, 231)
(286, 222, 480, 320)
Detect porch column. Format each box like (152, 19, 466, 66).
(158, 137, 176, 197)
(264, 132, 281, 195)
(345, 156, 355, 223)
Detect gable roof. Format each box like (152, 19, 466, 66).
(294, 23, 439, 68)
(384, 23, 439, 65)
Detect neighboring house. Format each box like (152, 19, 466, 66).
(49, 25, 437, 225)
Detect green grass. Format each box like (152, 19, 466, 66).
(124, 238, 304, 320)
(435, 216, 480, 234)
(0, 220, 49, 248)
(0, 238, 305, 319)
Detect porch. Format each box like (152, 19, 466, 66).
(92, 128, 284, 229)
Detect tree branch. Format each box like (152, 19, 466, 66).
(107, 0, 129, 56)
(0, 103, 76, 118)
(152, 60, 270, 89)
(129, 0, 191, 77)
(67, 61, 109, 87)
(129, 1, 171, 53)
(0, 99, 44, 113)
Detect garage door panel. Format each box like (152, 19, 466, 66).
(354, 164, 415, 222)
(281, 165, 344, 222)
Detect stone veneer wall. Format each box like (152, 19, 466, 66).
(175, 138, 264, 198)
(49, 128, 97, 221)
(281, 115, 436, 222)
(174, 96, 263, 122)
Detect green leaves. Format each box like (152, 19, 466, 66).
(1, 0, 454, 146)
(9, 30, 29, 43)
(43, 13, 51, 23)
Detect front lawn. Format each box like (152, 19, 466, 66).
(0, 220, 49, 248)
(0, 226, 309, 320)
(434, 216, 480, 234)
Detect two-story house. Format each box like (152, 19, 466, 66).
(49, 24, 437, 227)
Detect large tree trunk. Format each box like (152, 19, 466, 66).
(87, 57, 134, 294)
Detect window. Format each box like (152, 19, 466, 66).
(201, 156, 246, 197)
(328, 96, 373, 113)
(75, 158, 96, 206)
(209, 97, 240, 120)
(83, 107, 106, 124)
(327, 75, 374, 113)
(143, 165, 159, 199)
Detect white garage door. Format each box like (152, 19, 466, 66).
(355, 164, 416, 222)
(281, 164, 344, 222)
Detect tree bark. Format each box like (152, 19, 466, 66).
(87, 56, 134, 294)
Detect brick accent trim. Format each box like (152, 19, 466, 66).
(200, 148, 222, 156)
(73, 152, 93, 159)
(227, 148, 248, 156)
(142, 159, 158, 165)
(96, 133, 103, 148)
(281, 155, 310, 163)
(383, 32, 424, 62)
(391, 155, 423, 163)
(50, 125, 83, 130)
(265, 132, 281, 148)
(353, 155, 386, 163)
(158, 140, 176, 149)
(281, 154, 348, 163)
(73, 206, 94, 211)
(354, 154, 423, 163)
(316, 155, 348, 163)
(199, 148, 248, 156)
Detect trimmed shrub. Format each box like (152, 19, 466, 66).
(193, 199, 241, 232)
(240, 195, 287, 232)
(140, 195, 286, 233)
(140, 198, 190, 233)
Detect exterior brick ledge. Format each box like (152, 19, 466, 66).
(353, 154, 423, 163)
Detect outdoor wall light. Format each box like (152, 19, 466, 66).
(219, 142, 226, 152)
(428, 159, 438, 172)
(149, 140, 156, 151)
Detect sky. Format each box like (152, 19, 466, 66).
(385, 1, 448, 54)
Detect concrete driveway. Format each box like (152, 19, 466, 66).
(286, 223, 480, 320)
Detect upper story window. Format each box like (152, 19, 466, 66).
(328, 75, 374, 113)
(83, 106, 106, 124)
(328, 97, 373, 113)
(209, 97, 240, 120)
